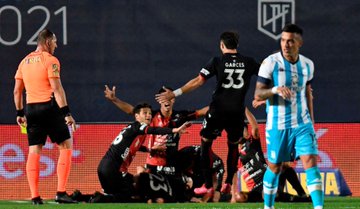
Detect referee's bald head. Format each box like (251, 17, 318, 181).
(37, 29, 55, 44)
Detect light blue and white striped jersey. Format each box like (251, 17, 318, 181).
(258, 52, 314, 130)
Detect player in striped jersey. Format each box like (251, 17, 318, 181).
(254, 24, 323, 209)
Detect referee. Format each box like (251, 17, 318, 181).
(13, 29, 77, 204)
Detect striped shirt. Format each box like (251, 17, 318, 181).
(258, 52, 314, 130)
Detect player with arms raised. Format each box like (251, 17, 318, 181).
(156, 31, 260, 198)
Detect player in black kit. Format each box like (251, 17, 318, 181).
(73, 170, 195, 203)
(177, 145, 225, 202)
(95, 103, 191, 203)
(228, 108, 310, 203)
(104, 85, 208, 175)
(156, 31, 260, 198)
(134, 171, 195, 203)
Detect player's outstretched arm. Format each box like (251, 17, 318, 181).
(104, 85, 134, 115)
(155, 87, 175, 104)
(172, 121, 192, 134)
(155, 75, 205, 104)
(245, 107, 259, 139)
(196, 106, 209, 117)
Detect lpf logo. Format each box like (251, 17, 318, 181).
(258, 0, 295, 40)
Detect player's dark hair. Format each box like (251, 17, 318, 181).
(37, 29, 55, 44)
(158, 86, 173, 94)
(282, 24, 303, 36)
(133, 102, 152, 115)
(220, 31, 239, 49)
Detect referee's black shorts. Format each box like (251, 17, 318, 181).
(26, 99, 70, 146)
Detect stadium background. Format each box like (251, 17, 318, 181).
(0, 0, 359, 200)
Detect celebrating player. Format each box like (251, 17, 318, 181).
(229, 108, 310, 203)
(104, 85, 208, 175)
(156, 31, 260, 198)
(177, 145, 225, 202)
(95, 103, 191, 203)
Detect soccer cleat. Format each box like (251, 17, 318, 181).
(194, 184, 208, 195)
(194, 184, 214, 195)
(220, 183, 231, 194)
(70, 189, 82, 202)
(31, 196, 44, 205)
(89, 191, 103, 203)
(55, 192, 78, 204)
(295, 194, 312, 202)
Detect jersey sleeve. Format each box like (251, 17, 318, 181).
(257, 56, 276, 85)
(199, 57, 218, 80)
(133, 122, 172, 135)
(184, 110, 198, 121)
(46, 55, 61, 79)
(141, 123, 173, 135)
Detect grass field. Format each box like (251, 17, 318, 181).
(0, 197, 360, 209)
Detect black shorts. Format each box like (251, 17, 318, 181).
(97, 157, 134, 197)
(26, 100, 70, 146)
(200, 109, 245, 143)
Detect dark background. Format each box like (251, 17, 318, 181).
(1, 1, 359, 123)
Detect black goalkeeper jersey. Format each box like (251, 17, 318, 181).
(200, 53, 259, 115)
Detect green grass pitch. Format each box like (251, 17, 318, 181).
(0, 197, 359, 209)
